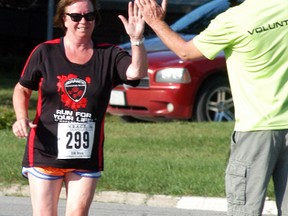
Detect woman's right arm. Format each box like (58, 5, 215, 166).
(12, 83, 37, 138)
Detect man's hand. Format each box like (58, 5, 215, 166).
(135, 0, 167, 27)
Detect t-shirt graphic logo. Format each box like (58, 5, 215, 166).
(64, 78, 86, 102)
(57, 74, 91, 111)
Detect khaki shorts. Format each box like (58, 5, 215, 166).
(225, 130, 288, 216)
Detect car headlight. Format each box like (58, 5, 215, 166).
(155, 68, 191, 83)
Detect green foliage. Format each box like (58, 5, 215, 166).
(0, 130, 27, 185)
(0, 108, 15, 130)
(0, 76, 16, 130)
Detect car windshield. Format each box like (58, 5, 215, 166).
(170, 0, 230, 34)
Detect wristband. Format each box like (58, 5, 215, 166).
(130, 37, 145, 46)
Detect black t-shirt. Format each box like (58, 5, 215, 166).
(20, 38, 138, 171)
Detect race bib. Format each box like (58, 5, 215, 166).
(57, 122, 95, 159)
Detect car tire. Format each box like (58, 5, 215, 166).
(195, 77, 234, 122)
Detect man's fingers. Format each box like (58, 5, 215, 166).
(135, 0, 143, 8)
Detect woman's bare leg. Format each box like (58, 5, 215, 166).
(28, 174, 63, 216)
(64, 172, 97, 216)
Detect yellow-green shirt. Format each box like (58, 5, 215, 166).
(193, 0, 288, 131)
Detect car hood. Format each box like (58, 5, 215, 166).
(146, 50, 187, 69)
(146, 49, 226, 69)
(120, 34, 195, 53)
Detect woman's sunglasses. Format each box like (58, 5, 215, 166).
(65, 12, 97, 22)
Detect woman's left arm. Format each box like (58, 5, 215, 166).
(118, 1, 148, 80)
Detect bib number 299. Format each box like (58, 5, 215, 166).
(66, 131, 89, 149)
(57, 122, 95, 159)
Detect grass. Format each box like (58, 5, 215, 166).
(0, 121, 233, 197)
(0, 69, 275, 199)
(100, 121, 232, 197)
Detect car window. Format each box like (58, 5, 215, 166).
(170, 0, 230, 34)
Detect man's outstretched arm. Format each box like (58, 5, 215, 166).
(136, 0, 204, 61)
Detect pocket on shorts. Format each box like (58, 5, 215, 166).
(231, 131, 236, 144)
(225, 160, 247, 205)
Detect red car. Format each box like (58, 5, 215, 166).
(108, 50, 234, 122)
(107, 0, 235, 122)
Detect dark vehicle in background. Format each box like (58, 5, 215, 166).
(107, 0, 235, 122)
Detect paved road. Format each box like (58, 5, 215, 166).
(0, 184, 277, 216)
(0, 196, 227, 216)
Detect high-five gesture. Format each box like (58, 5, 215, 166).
(135, 0, 167, 27)
(134, 0, 203, 60)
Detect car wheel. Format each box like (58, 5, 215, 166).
(195, 78, 234, 122)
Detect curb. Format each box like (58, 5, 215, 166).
(177, 196, 277, 215)
(0, 184, 277, 214)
